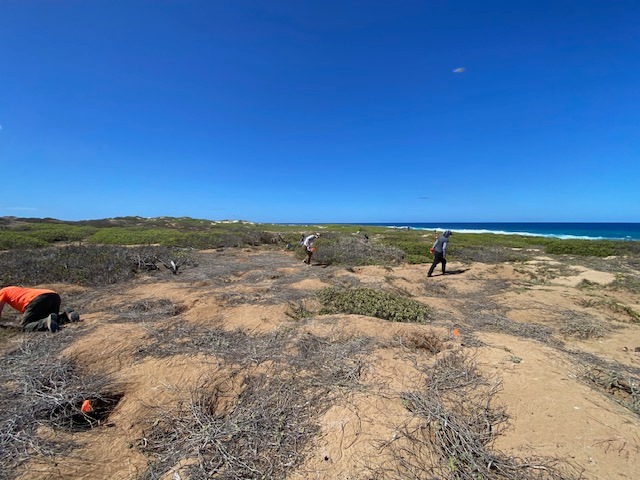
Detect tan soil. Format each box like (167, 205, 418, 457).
(3, 248, 640, 479)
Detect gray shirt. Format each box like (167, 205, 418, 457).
(432, 230, 452, 256)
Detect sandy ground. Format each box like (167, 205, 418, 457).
(2, 247, 639, 479)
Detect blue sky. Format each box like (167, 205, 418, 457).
(1, 1, 639, 223)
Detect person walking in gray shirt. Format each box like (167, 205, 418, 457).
(428, 230, 452, 277)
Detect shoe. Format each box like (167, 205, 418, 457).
(427, 274, 433, 278)
(58, 307, 72, 324)
(68, 311, 80, 322)
(46, 313, 59, 333)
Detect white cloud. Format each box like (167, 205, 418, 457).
(453, 67, 465, 73)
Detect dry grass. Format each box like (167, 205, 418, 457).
(139, 372, 326, 480)
(311, 234, 405, 266)
(0, 330, 123, 478)
(467, 312, 557, 345)
(393, 330, 445, 354)
(136, 324, 374, 479)
(112, 298, 186, 323)
(558, 316, 610, 340)
(1, 243, 638, 479)
(376, 350, 583, 480)
(576, 297, 640, 324)
(580, 366, 640, 416)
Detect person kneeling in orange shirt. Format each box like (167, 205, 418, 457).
(0, 285, 78, 333)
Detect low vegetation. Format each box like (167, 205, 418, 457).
(1, 216, 639, 479)
(3, 216, 639, 264)
(581, 366, 640, 416)
(319, 287, 433, 323)
(135, 324, 373, 479)
(385, 350, 580, 479)
(0, 331, 123, 474)
(0, 245, 189, 286)
(310, 233, 405, 266)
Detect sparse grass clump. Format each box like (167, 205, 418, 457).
(319, 287, 432, 323)
(112, 298, 186, 323)
(285, 300, 313, 320)
(395, 330, 444, 354)
(468, 313, 556, 344)
(609, 275, 640, 294)
(582, 367, 640, 416)
(559, 317, 609, 340)
(577, 297, 640, 324)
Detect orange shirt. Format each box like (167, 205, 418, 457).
(0, 286, 55, 313)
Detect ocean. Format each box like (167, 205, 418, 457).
(368, 223, 640, 241)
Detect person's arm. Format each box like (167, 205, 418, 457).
(442, 240, 448, 257)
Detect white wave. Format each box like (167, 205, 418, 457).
(383, 225, 607, 240)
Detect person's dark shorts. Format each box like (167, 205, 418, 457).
(21, 293, 61, 327)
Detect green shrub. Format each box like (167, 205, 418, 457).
(312, 234, 404, 266)
(544, 240, 617, 257)
(86, 226, 282, 249)
(87, 228, 184, 246)
(0, 231, 47, 250)
(15, 224, 97, 243)
(544, 239, 640, 257)
(319, 287, 432, 323)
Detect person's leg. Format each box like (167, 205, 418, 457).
(21, 293, 61, 331)
(442, 257, 447, 274)
(306, 248, 313, 265)
(23, 313, 59, 332)
(428, 253, 441, 276)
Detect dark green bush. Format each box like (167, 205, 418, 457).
(319, 287, 432, 323)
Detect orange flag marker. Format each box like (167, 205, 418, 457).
(81, 400, 92, 413)
(452, 328, 460, 337)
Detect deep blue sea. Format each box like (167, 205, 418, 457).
(365, 223, 640, 241)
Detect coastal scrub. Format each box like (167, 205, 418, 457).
(319, 287, 432, 323)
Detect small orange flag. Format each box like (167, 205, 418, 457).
(452, 328, 460, 337)
(81, 400, 92, 413)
